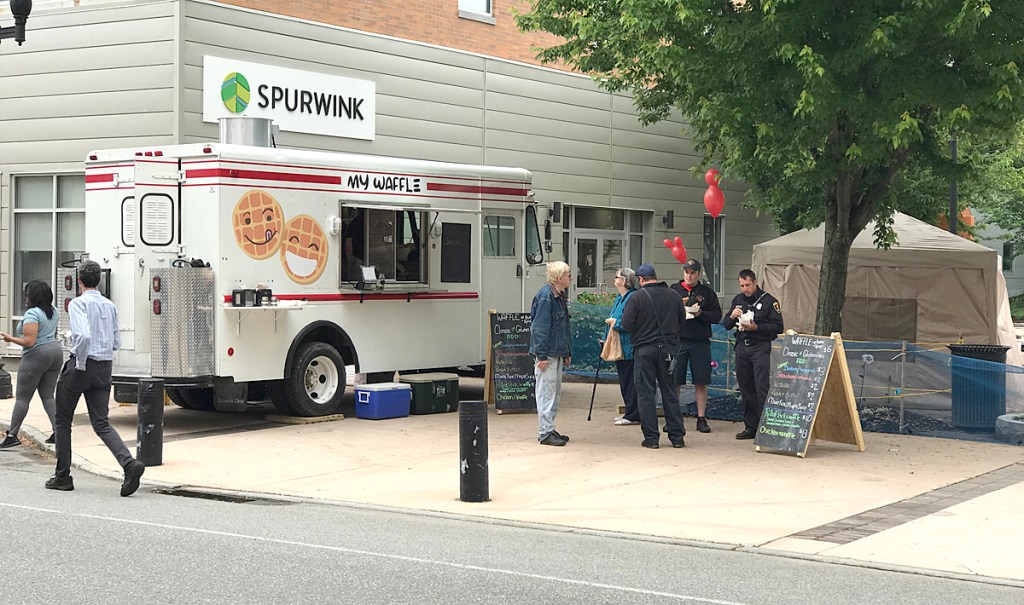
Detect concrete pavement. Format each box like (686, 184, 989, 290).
(2, 371, 1023, 585)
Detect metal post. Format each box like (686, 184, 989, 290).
(0, 359, 12, 399)
(137, 379, 164, 466)
(459, 400, 489, 502)
(898, 341, 907, 434)
(949, 138, 958, 234)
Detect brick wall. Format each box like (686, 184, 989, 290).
(217, 0, 568, 69)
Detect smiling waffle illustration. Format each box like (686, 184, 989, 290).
(232, 190, 284, 259)
(281, 214, 328, 284)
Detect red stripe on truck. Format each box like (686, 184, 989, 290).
(427, 182, 528, 197)
(188, 168, 342, 185)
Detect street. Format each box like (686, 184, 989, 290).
(1, 445, 1021, 604)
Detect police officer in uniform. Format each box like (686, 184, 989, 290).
(722, 269, 783, 440)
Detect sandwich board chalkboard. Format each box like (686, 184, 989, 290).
(485, 311, 537, 414)
(755, 331, 865, 457)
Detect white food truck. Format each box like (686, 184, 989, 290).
(73, 125, 547, 416)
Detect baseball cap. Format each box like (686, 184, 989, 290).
(683, 259, 702, 272)
(636, 263, 657, 278)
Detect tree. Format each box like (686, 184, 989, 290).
(517, 0, 1024, 334)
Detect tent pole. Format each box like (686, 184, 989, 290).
(899, 340, 907, 433)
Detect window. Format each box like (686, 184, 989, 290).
(702, 214, 725, 292)
(524, 206, 543, 264)
(459, 0, 491, 15)
(628, 210, 644, 267)
(341, 208, 425, 284)
(12, 175, 86, 317)
(483, 215, 515, 257)
(458, 0, 495, 24)
(1004, 243, 1015, 271)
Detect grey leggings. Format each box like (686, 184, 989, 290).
(8, 341, 62, 436)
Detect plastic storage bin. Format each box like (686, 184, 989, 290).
(947, 344, 1010, 430)
(354, 383, 411, 420)
(400, 372, 460, 414)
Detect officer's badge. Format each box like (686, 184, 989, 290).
(773, 301, 782, 313)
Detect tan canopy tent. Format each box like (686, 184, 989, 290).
(752, 212, 1021, 365)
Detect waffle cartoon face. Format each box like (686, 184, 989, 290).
(281, 214, 328, 284)
(232, 190, 284, 260)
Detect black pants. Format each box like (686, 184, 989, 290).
(633, 345, 684, 444)
(734, 340, 772, 431)
(54, 358, 133, 478)
(614, 359, 639, 422)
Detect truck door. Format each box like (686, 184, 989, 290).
(131, 157, 183, 357)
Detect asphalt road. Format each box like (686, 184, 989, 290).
(1, 445, 1022, 605)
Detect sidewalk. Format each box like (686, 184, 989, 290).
(3, 372, 1023, 584)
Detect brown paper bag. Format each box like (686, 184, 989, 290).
(600, 325, 624, 362)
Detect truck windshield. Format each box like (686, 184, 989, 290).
(525, 205, 543, 265)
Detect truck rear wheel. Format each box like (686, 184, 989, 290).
(166, 387, 216, 411)
(270, 341, 346, 416)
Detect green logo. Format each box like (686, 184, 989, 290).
(221, 72, 251, 113)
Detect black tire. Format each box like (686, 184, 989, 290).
(270, 342, 346, 417)
(165, 387, 216, 411)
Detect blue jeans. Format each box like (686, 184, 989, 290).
(534, 357, 563, 440)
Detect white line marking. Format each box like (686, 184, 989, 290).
(0, 502, 749, 604)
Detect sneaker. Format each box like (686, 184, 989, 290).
(672, 438, 685, 448)
(539, 433, 568, 446)
(696, 417, 711, 433)
(641, 439, 659, 449)
(551, 430, 570, 442)
(613, 417, 640, 426)
(45, 433, 55, 444)
(45, 475, 74, 491)
(0, 434, 21, 449)
(735, 428, 756, 440)
(120, 460, 146, 497)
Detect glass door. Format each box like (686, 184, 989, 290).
(574, 233, 625, 295)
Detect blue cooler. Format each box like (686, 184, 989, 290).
(355, 383, 411, 420)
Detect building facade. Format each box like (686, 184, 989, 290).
(0, 0, 778, 354)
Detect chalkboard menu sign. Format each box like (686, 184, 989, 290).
(441, 222, 471, 283)
(755, 333, 836, 455)
(488, 312, 536, 413)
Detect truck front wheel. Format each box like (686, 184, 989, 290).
(271, 341, 346, 416)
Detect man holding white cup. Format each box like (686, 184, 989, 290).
(723, 269, 784, 440)
(670, 259, 722, 433)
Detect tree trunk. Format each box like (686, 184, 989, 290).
(814, 180, 854, 336)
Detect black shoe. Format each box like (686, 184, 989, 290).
(120, 460, 146, 497)
(0, 434, 21, 449)
(45, 433, 55, 444)
(641, 439, 659, 449)
(539, 433, 568, 446)
(551, 430, 570, 442)
(45, 475, 74, 491)
(672, 439, 685, 448)
(696, 417, 711, 433)
(735, 428, 756, 440)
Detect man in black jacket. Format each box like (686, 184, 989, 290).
(722, 269, 784, 439)
(621, 264, 686, 449)
(670, 260, 723, 434)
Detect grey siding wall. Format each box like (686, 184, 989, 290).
(0, 0, 177, 337)
(180, 0, 777, 291)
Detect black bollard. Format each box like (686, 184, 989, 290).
(137, 379, 164, 466)
(459, 400, 489, 502)
(0, 361, 12, 400)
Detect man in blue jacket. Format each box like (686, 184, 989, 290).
(530, 261, 573, 446)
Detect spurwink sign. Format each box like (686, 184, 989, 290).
(203, 56, 376, 141)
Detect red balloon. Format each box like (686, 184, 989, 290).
(704, 169, 720, 186)
(663, 236, 687, 264)
(704, 185, 725, 218)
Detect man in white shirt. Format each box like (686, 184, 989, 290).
(46, 260, 145, 496)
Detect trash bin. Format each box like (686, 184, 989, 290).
(946, 344, 1010, 430)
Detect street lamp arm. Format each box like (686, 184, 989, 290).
(0, 0, 33, 46)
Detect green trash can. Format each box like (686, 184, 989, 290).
(946, 344, 1010, 430)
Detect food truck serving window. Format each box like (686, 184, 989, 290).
(341, 207, 425, 284)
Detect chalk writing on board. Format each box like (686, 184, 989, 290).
(490, 313, 536, 412)
(755, 333, 835, 454)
